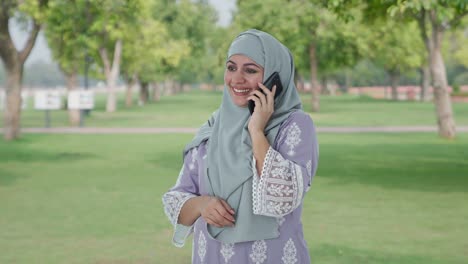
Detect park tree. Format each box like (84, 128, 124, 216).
(153, 0, 219, 92)
(314, 10, 364, 95)
(207, 26, 233, 88)
(83, 0, 145, 113)
(366, 20, 423, 100)
(45, 0, 93, 126)
(450, 28, 468, 69)
(442, 23, 468, 88)
(329, 0, 467, 138)
(0, 0, 48, 140)
(121, 16, 190, 105)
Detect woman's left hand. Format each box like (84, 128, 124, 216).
(247, 83, 277, 134)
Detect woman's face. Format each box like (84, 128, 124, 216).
(224, 54, 264, 107)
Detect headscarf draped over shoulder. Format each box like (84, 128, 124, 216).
(184, 29, 302, 243)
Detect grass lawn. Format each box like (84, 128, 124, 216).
(1, 133, 467, 263)
(3, 90, 468, 128)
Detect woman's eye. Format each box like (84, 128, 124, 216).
(246, 68, 258, 74)
(227, 65, 236, 71)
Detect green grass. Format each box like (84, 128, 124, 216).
(3, 90, 468, 128)
(1, 133, 467, 263)
(304, 94, 468, 127)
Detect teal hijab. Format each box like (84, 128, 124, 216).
(185, 29, 302, 243)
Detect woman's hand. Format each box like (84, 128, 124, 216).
(248, 83, 277, 134)
(199, 196, 235, 228)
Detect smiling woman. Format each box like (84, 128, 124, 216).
(225, 55, 264, 107)
(162, 29, 319, 264)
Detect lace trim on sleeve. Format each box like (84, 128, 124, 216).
(252, 147, 304, 217)
(162, 191, 197, 247)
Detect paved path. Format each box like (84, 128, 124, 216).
(5, 126, 468, 134)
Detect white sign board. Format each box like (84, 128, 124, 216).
(0, 91, 28, 110)
(34, 90, 62, 110)
(68, 90, 94, 109)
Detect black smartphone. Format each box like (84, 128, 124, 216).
(248, 72, 283, 115)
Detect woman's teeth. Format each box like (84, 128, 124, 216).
(233, 88, 249, 93)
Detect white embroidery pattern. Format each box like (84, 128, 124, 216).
(253, 147, 304, 217)
(198, 232, 207, 263)
(285, 122, 301, 156)
(162, 191, 197, 226)
(281, 238, 298, 264)
(249, 240, 267, 264)
(188, 147, 198, 170)
(277, 216, 286, 226)
(220, 243, 235, 263)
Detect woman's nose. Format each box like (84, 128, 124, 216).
(231, 71, 245, 84)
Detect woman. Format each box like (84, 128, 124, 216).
(162, 29, 319, 264)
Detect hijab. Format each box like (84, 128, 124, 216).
(184, 29, 302, 243)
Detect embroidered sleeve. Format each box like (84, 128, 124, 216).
(252, 147, 304, 216)
(162, 146, 201, 247)
(252, 112, 319, 217)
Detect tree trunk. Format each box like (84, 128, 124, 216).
(0, 9, 41, 140)
(309, 42, 320, 112)
(321, 76, 328, 95)
(296, 74, 305, 92)
(429, 13, 456, 139)
(140, 81, 149, 105)
(389, 69, 400, 101)
(343, 69, 351, 93)
(419, 65, 430, 101)
(417, 10, 432, 102)
(152, 82, 161, 102)
(99, 39, 122, 113)
(164, 78, 174, 95)
(3, 65, 23, 140)
(64, 70, 80, 126)
(175, 82, 182, 94)
(125, 74, 137, 108)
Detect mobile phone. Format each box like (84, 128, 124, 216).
(248, 72, 283, 115)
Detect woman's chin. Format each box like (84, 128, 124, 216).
(233, 99, 249, 108)
(230, 94, 249, 107)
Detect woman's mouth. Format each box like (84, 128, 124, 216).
(232, 87, 251, 96)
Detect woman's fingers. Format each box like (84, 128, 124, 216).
(200, 197, 235, 227)
(247, 94, 261, 110)
(253, 89, 268, 108)
(218, 200, 235, 223)
(256, 83, 276, 110)
(251, 90, 267, 110)
(271, 85, 277, 101)
(205, 215, 222, 228)
(258, 83, 276, 104)
(258, 82, 273, 98)
(212, 208, 235, 226)
(220, 199, 235, 215)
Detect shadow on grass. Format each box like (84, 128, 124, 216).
(0, 148, 97, 163)
(311, 243, 459, 264)
(0, 168, 27, 186)
(317, 142, 468, 193)
(0, 137, 98, 185)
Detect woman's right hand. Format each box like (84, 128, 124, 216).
(199, 196, 236, 228)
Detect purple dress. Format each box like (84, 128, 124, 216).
(163, 112, 319, 264)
